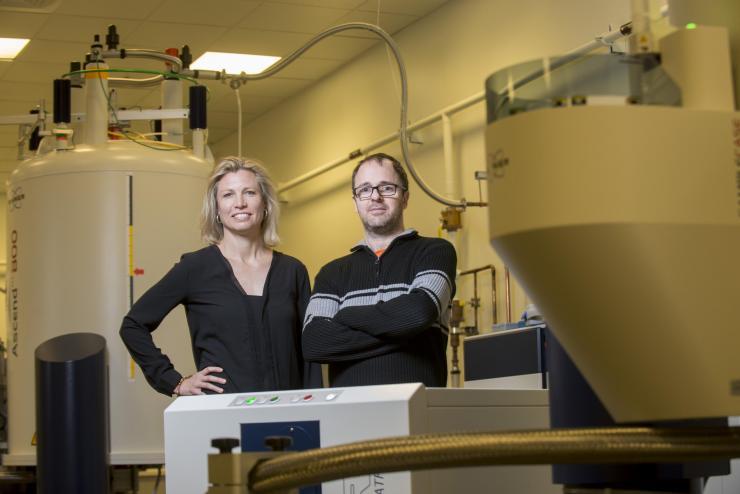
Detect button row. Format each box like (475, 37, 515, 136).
(230, 392, 340, 407)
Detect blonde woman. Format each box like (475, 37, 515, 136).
(121, 157, 318, 396)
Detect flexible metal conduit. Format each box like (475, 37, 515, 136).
(275, 21, 632, 205)
(249, 426, 740, 493)
(207, 22, 467, 207)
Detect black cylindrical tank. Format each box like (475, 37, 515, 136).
(35, 333, 108, 494)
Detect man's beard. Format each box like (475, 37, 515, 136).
(361, 208, 403, 235)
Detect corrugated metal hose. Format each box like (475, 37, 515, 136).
(248, 426, 740, 493)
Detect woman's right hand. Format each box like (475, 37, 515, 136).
(175, 367, 227, 395)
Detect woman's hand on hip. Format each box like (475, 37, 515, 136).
(176, 367, 226, 395)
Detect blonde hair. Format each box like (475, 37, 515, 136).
(201, 156, 280, 247)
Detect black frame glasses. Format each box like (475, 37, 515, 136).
(353, 183, 406, 200)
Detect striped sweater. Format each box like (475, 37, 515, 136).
(302, 230, 456, 387)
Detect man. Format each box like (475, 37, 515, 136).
(302, 153, 456, 387)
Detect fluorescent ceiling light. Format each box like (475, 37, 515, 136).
(191, 52, 280, 74)
(0, 37, 30, 60)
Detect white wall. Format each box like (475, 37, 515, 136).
(213, 0, 631, 333)
(0, 193, 6, 347)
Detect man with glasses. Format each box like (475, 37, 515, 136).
(302, 153, 456, 387)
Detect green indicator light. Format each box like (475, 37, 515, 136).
(270, 396, 279, 402)
(246, 397, 257, 405)
(685, 22, 697, 30)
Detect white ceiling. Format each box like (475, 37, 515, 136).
(0, 0, 448, 171)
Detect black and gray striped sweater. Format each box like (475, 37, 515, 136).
(302, 230, 456, 387)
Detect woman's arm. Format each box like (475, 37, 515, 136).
(119, 256, 190, 396)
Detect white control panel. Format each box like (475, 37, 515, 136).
(164, 384, 556, 494)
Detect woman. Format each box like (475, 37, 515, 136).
(120, 157, 317, 396)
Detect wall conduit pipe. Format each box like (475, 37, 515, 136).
(277, 91, 485, 194)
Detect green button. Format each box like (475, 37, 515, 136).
(270, 396, 280, 403)
(246, 397, 257, 405)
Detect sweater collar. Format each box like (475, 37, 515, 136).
(351, 229, 418, 253)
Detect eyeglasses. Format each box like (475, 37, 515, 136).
(353, 183, 406, 200)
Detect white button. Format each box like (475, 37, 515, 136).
(325, 393, 338, 401)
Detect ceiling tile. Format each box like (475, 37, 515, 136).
(261, 0, 365, 8)
(239, 77, 312, 98)
(210, 29, 310, 57)
(208, 93, 280, 114)
(357, 0, 448, 16)
(206, 127, 233, 144)
(0, 12, 49, 38)
(269, 57, 341, 80)
(123, 21, 227, 53)
(13, 39, 89, 64)
(201, 82, 240, 103)
(332, 9, 418, 38)
(0, 81, 50, 102)
(207, 110, 253, 128)
(299, 35, 375, 59)
(54, 0, 165, 19)
(2, 61, 69, 85)
(0, 62, 11, 78)
(35, 15, 142, 43)
(148, 0, 261, 27)
(239, 3, 348, 34)
(208, 93, 250, 113)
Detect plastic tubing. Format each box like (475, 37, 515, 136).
(101, 49, 182, 87)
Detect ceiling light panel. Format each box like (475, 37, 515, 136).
(191, 52, 280, 74)
(0, 37, 30, 60)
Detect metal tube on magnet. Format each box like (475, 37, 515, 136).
(53, 79, 71, 124)
(189, 85, 207, 130)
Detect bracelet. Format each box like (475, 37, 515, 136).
(173, 375, 191, 396)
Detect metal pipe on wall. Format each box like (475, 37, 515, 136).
(457, 264, 497, 331)
(277, 91, 486, 194)
(505, 267, 512, 323)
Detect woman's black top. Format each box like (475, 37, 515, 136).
(120, 246, 318, 396)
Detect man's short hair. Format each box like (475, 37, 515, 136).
(351, 153, 409, 193)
